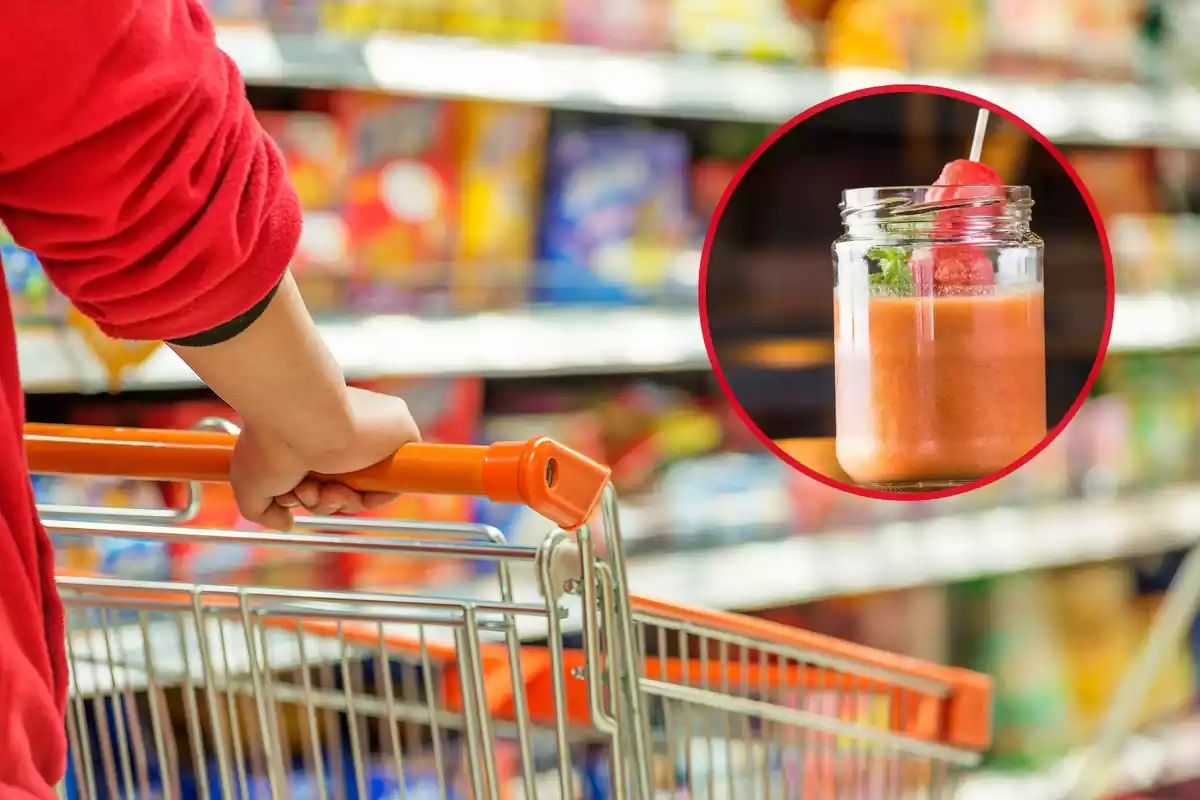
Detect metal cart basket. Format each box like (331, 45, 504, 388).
(28, 422, 992, 800)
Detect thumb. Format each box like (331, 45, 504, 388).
(254, 501, 295, 532)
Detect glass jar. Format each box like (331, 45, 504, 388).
(833, 185, 1045, 491)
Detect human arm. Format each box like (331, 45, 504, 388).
(0, 0, 419, 527)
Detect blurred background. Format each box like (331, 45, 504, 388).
(14, 0, 1200, 797)
(705, 89, 1108, 442)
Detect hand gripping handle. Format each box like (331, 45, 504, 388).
(24, 423, 611, 530)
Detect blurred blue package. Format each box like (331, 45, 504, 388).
(657, 454, 792, 546)
(538, 128, 690, 304)
(1, 224, 62, 320)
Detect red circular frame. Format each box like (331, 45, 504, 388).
(698, 83, 1117, 501)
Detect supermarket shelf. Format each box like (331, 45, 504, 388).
(1108, 293, 1200, 352)
(464, 487, 1200, 636)
(17, 307, 708, 393)
(216, 26, 1200, 147)
(958, 715, 1200, 799)
(13, 294, 1199, 392)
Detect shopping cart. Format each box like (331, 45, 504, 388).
(28, 422, 993, 800)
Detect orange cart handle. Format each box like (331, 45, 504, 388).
(25, 423, 611, 530)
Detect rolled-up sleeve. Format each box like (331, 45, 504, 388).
(0, 0, 300, 341)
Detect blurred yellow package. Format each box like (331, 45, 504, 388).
(673, 0, 815, 62)
(453, 102, 548, 312)
(442, 0, 561, 40)
(321, 0, 435, 34)
(825, 0, 913, 70)
(826, 0, 986, 72)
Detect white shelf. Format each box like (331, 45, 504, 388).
(15, 294, 1200, 393)
(454, 487, 1200, 630)
(216, 27, 1200, 147)
(1109, 293, 1200, 352)
(17, 307, 708, 393)
(959, 715, 1200, 799)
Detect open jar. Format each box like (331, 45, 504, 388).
(833, 185, 1046, 491)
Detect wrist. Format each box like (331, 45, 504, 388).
(247, 382, 356, 465)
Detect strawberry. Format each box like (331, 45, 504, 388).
(907, 159, 1004, 292)
(909, 244, 994, 294)
(930, 159, 1003, 191)
(927, 159, 1005, 238)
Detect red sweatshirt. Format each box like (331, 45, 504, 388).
(0, 1, 299, 794)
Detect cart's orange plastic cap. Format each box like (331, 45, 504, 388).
(482, 438, 611, 530)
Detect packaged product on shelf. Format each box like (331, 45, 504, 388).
(1131, 551, 1200, 717)
(999, 425, 1072, 505)
(564, 0, 672, 51)
(336, 92, 459, 313)
(826, 0, 985, 73)
(1108, 214, 1156, 294)
(1115, 355, 1194, 489)
(672, 0, 815, 61)
(335, 377, 485, 590)
(951, 574, 1074, 769)
(257, 110, 348, 215)
(538, 126, 690, 305)
(453, 101, 548, 313)
(258, 110, 353, 309)
(823, 0, 914, 70)
(39, 471, 172, 625)
(1173, 214, 1200, 291)
(597, 382, 724, 492)
(1, 221, 63, 321)
(39, 475, 104, 574)
(203, 0, 264, 23)
(691, 157, 740, 244)
(856, 586, 950, 664)
(320, 0, 413, 35)
(657, 453, 793, 547)
(1047, 564, 1139, 741)
(441, 0, 561, 41)
(1066, 148, 1162, 218)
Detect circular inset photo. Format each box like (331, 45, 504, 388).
(701, 85, 1114, 499)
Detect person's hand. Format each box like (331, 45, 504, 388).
(229, 387, 421, 529)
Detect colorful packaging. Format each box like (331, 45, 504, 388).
(320, 0, 411, 35)
(1, 221, 63, 321)
(1131, 552, 1200, 721)
(538, 127, 690, 304)
(564, 0, 672, 51)
(453, 102, 548, 312)
(203, 0, 264, 23)
(336, 92, 459, 313)
(824, 0, 916, 70)
(257, 111, 352, 307)
(443, 0, 562, 41)
(257, 111, 348, 213)
(691, 158, 739, 243)
(673, 0, 816, 61)
(951, 574, 1074, 769)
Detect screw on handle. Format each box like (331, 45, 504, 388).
(24, 423, 611, 530)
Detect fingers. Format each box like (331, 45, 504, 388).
(274, 482, 397, 517)
(258, 503, 296, 532)
(362, 492, 399, 510)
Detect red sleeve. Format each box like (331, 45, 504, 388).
(0, 0, 300, 342)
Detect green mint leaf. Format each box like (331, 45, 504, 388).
(866, 246, 914, 292)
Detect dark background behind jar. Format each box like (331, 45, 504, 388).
(704, 91, 1110, 440)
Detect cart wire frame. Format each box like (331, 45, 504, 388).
(29, 422, 994, 800)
